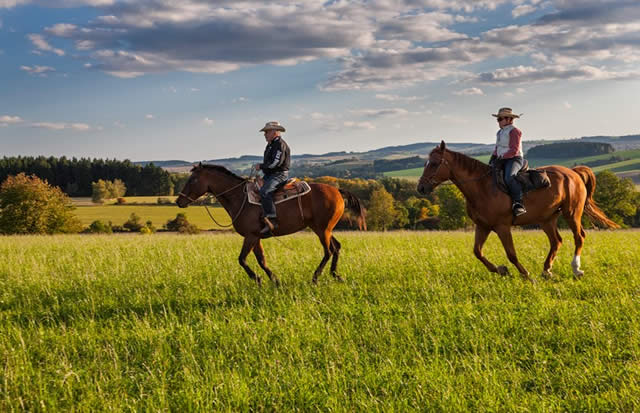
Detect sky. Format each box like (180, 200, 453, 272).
(1, 0, 639, 161)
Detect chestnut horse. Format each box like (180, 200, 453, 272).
(417, 141, 619, 281)
(176, 164, 366, 285)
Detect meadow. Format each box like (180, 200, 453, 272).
(1, 230, 639, 410)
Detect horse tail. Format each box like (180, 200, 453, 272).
(339, 189, 367, 231)
(572, 166, 620, 229)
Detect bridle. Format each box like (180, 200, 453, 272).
(178, 178, 249, 228)
(421, 156, 490, 188)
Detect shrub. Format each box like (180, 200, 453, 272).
(116, 197, 126, 205)
(0, 173, 82, 234)
(123, 213, 144, 232)
(85, 220, 113, 234)
(157, 197, 173, 205)
(165, 213, 200, 234)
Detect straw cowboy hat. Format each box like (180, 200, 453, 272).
(491, 107, 521, 118)
(259, 121, 286, 132)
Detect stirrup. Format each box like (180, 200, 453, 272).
(260, 217, 277, 237)
(512, 202, 526, 217)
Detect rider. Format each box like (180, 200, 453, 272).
(254, 121, 291, 237)
(489, 107, 526, 217)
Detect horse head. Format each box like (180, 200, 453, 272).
(417, 140, 451, 195)
(176, 162, 208, 207)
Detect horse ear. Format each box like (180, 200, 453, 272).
(440, 140, 446, 151)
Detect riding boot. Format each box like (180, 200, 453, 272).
(260, 216, 278, 238)
(512, 201, 526, 217)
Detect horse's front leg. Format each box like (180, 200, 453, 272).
(495, 225, 533, 282)
(473, 224, 504, 274)
(238, 236, 262, 285)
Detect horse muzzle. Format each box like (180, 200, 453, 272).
(417, 182, 433, 195)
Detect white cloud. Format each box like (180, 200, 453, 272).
(453, 87, 484, 95)
(233, 97, 249, 103)
(512, 4, 536, 18)
(343, 121, 376, 130)
(203, 117, 214, 125)
(375, 94, 425, 102)
(27, 34, 64, 56)
(351, 108, 410, 118)
(145, 114, 154, 119)
(20, 65, 55, 76)
(31, 121, 91, 131)
(0, 115, 23, 124)
(563, 101, 572, 109)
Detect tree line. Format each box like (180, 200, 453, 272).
(0, 156, 174, 196)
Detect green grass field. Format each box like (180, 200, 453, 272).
(1, 231, 639, 410)
(74, 205, 230, 230)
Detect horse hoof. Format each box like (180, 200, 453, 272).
(541, 270, 553, 280)
(332, 273, 345, 282)
(496, 265, 509, 276)
(573, 269, 584, 279)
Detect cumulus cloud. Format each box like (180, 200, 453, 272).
(453, 87, 484, 95)
(27, 34, 65, 55)
(13, 0, 640, 91)
(203, 117, 213, 125)
(145, 114, 154, 119)
(473, 64, 640, 84)
(375, 94, 425, 102)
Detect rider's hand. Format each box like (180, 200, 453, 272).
(253, 163, 261, 170)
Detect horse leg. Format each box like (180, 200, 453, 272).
(329, 236, 344, 282)
(495, 225, 533, 282)
(253, 240, 279, 286)
(312, 230, 333, 284)
(540, 219, 562, 279)
(238, 236, 261, 286)
(473, 225, 502, 274)
(563, 212, 585, 278)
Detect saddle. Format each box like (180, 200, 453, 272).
(247, 177, 311, 206)
(493, 159, 551, 195)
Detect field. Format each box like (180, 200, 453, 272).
(1, 231, 639, 410)
(74, 205, 229, 230)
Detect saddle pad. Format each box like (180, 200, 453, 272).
(494, 167, 551, 195)
(247, 180, 311, 205)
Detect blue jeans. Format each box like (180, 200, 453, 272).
(504, 157, 523, 203)
(259, 172, 289, 218)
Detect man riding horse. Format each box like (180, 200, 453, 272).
(254, 121, 291, 237)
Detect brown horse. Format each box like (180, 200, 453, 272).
(417, 141, 619, 281)
(176, 164, 366, 285)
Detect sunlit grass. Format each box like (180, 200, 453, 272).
(1, 231, 639, 410)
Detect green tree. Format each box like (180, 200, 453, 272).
(367, 187, 397, 231)
(0, 173, 82, 234)
(92, 179, 127, 203)
(435, 185, 471, 230)
(404, 196, 438, 229)
(123, 213, 144, 232)
(165, 213, 200, 234)
(593, 170, 639, 227)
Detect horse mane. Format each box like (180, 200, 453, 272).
(446, 149, 490, 175)
(197, 164, 245, 181)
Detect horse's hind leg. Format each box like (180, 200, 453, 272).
(253, 240, 279, 286)
(312, 229, 333, 284)
(473, 225, 504, 275)
(238, 236, 262, 285)
(330, 236, 344, 282)
(563, 211, 585, 278)
(540, 218, 563, 279)
(495, 225, 533, 282)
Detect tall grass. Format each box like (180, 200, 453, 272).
(1, 231, 639, 411)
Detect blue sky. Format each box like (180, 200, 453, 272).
(1, 0, 639, 161)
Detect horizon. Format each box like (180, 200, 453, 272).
(2, 1, 640, 162)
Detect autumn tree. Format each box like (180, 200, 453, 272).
(0, 173, 82, 234)
(367, 187, 398, 231)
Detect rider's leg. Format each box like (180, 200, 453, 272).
(504, 157, 526, 216)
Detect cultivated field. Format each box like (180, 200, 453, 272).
(74, 205, 229, 230)
(1, 231, 639, 410)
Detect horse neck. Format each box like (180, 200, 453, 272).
(204, 170, 245, 210)
(445, 152, 491, 204)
